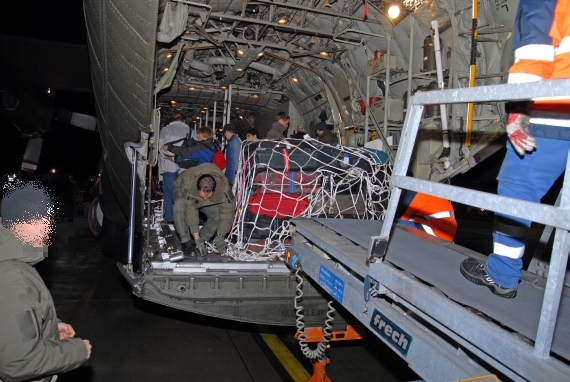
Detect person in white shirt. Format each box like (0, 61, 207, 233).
(158, 113, 190, 223)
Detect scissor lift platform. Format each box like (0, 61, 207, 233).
(289, 218, 570, 381)
(288, 79, 570, 381)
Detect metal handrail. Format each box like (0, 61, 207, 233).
(377, 78, 570, 359)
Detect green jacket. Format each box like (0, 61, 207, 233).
(0, 220, 87, 382)
(173, 163, 236, 235)
(318, 129, 338, 145)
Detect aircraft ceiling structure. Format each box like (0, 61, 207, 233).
(154, 0, 515, 145)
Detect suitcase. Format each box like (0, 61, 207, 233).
(253, 171, 322, 194)
(310, 194, 370, 218)
(240, 210, 287, 240)
(316, 145, 374, 173)
(248, 191, 310, 218)
(244, 139, 320, 171)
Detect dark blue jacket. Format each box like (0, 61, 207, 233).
(168, 138, 218, 166)
(225, 134, 241, 184)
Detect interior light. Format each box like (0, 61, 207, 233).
(51, 168, 56, 174)
(252, 94, 258, 98)
(166, 53, 173, 59)
(292, 77, 298, 83)
(320, 51, 329, 57)
(238, 115, 244, 119)
(277, 14, 288, 24)
(235, 67, 243, 72)
(163, 67, 169, 72)
(203, 107, 208, 110)
(221, 85, 227, 89)
(257, 52, 264, 58)
(201, 110, 206, 113)
(189, 87, 195, 90)
(47, 88, 51, 94)
(170, 100, 177, 105)
(236, 49, 245, 56)
(184, 30, 190, 34)
(387, 5, 401, 19)
(235, 107, 240, 110)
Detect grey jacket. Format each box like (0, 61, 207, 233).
(173, 163, 236, 235)
(265, 121, 287, 139)
(0, 220, 87, 382)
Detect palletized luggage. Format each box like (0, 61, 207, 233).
(253, 171, 321, 194)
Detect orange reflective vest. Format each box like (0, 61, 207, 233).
(399, 192, 457, 243)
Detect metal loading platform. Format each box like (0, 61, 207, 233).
(289, 219, 570, 381)
(287, 79, 570, 381)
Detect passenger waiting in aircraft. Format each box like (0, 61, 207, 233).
(158, 113, 190, 224)
(266, 112, 290, 139)
(172, 163, 236, 257)
(162, 126, 218, 166)
(395, 189, 457, 243)
(315, 122, 338, 145)
(460, 0, 570, 299)
(246, 128, 259, 140)
(223, 124, 241, 187)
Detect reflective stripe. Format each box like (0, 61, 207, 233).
(556, 37, 570, 55)
(423, 211, 454, 220)
(529, 117, 570, 127)
(508, 73, 543, 83)
(493, 242, 525, 259)
(421, 224, 435, 237)
(514, 45, 555, 63)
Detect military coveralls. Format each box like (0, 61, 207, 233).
(172, 163, 236, 243)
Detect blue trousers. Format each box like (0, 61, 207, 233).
(486, 134, 570, 288)
(162, 171, 178, 221)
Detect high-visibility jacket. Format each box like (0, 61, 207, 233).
(396, 190, 457, 242)
(509, 0, 570, 135)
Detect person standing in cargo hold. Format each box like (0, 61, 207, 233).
(395, 189, 457, 243)
(158, 113, 190, 224)
(172, 163, 236, 257)
(0, 182, 91, 381)
(461, 0, 570, 298)
(265, 112, 290, 139)
(163, 126, 218, 166)
(223, 123, 241, 186)
(315, 122, 338, 145)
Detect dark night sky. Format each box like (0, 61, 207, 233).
(0, 1, 100, 186)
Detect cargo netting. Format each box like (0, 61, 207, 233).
(225, 138, 392, 261)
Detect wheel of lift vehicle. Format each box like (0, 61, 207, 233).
(100, 214, 128, 258)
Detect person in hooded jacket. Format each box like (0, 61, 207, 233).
(0, 182, 91, 382)
(172, 163, 236, 257)
(163, 126, 218, 167)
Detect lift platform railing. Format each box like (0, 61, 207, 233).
(375, 78, 570, 359)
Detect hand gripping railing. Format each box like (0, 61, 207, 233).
(373, 78, 570, 359)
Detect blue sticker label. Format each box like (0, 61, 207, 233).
(370, 309, 413, 356)
(318, 265, 344, 303)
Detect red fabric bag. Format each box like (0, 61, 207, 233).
(248, 192, 309, 218)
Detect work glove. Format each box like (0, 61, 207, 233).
(213, 235, 227, 254)
(506, 111, 536, 156)
(195, 238, 207, 257)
